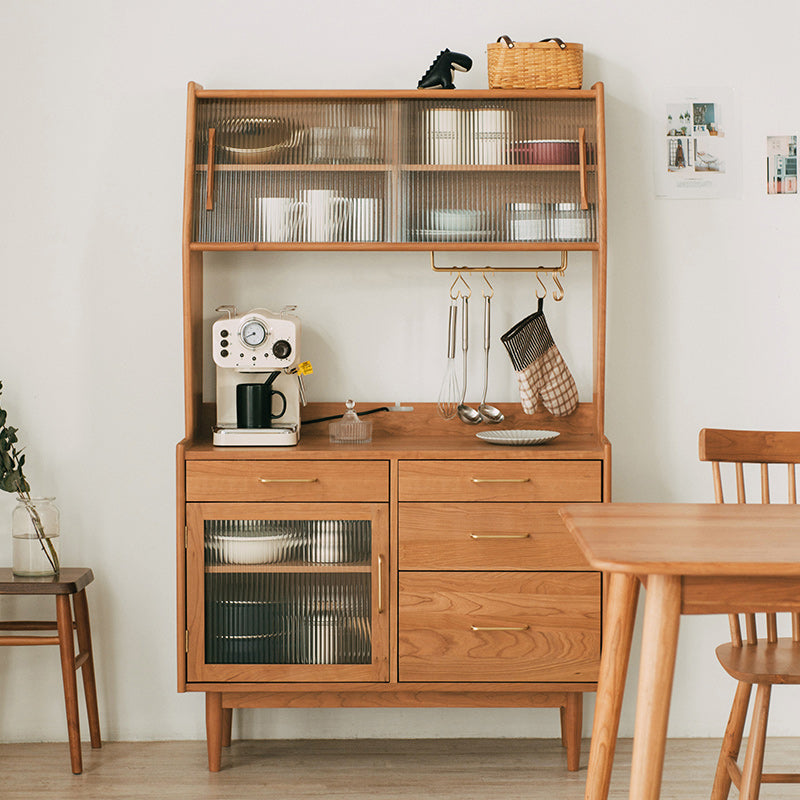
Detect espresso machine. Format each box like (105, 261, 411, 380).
(211, 305, 304, 446)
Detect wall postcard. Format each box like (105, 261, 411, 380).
(766, 136, 797, 194)
(654, 88, 739, 199)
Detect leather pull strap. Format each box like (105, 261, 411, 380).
(539, 37, 567, 49)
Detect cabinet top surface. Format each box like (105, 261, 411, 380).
(191, 83, 605, 101)
(180, 403, 607, 460)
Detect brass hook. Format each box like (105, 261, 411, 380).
(481, 272, 494, 298)
(458, 273, 472, 298)
(552, 273, 565, 302)
(536, 274, 547, 299)
(449, 274, 461, 299)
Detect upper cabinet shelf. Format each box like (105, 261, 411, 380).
(185, 85, 606, 251)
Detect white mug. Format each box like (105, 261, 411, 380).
(348, 197, 381, 242)
(255, 197, 301, 242)
(300, 189, 349, 242)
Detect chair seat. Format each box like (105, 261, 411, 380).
(716, 639, 800, 684)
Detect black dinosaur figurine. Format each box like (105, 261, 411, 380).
(417, 48, 473, 89)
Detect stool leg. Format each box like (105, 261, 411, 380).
(73, 589, 101, 748)
(56, 594, 82, 774)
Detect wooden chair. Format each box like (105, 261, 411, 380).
(699, 428, 800, 800)
(0, 567, 101, 774)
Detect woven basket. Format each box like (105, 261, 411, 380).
(487, 36, 583, 89)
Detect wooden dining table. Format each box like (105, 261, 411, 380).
(559, 503, 800, 800)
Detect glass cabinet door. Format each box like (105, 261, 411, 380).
(186, 502, 389, 682)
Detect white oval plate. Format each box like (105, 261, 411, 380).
(476, 429, 560, 446)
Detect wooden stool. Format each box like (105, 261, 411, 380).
(0, 567, 101, 774)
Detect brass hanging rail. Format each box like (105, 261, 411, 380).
(430, 250, 568, 274)
(432, 251, 568, 300)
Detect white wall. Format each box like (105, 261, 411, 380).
(1, 0, 799, 743)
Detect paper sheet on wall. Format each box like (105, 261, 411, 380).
(654, 87, 739, 199)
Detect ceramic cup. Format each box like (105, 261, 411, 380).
(255, 197, 301, 242)
(308, 126, 343, 163)
(347, 197, 381, 242)
(236, 383, 287, 429)
(347, 127, 378, 162)
(300, 189, 349, 242)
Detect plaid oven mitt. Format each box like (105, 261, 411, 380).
(500, 297, 578, 417)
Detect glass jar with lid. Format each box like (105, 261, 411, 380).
(552, 203, 593, 241)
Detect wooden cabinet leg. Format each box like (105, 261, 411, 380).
(73, 589, 102, 749)
(563, 692, 583, 771)
(56, 595, 82, 774)
(740, 683, 771, 800)
(585, 572, 640, 800)
(206, 692, 223, 772)
(222, 707, 233, 748)
(711, 680, 751, 800)
(629, 574, 681, 800)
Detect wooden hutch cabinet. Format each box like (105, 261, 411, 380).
(177, 82, 610, 772)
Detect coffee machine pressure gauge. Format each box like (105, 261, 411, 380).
(240, 319, 268, 348)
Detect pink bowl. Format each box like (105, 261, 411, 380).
(511, 139, 580, 165)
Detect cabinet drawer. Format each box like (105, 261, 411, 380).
(186, 460, 389, 502)
(398, 460, 601, 502)
(398, 503, 589, 570)
(398, 572, 600, 682)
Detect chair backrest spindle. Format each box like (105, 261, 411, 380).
(699, 428, 800, 649)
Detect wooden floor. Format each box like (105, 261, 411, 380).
(2, 738, 800, 799)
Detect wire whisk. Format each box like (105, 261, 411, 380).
(436, 300, 460, 419)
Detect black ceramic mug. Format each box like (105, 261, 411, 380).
(236, 380, 287, 428)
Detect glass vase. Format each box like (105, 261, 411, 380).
(12, 496, 60, 577)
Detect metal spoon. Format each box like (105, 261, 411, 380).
(457, 294, 482, 425)
(478, 293, 504, 423)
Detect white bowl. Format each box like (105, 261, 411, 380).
(216, 535, 289, 564)
(431, 209, 483, 232)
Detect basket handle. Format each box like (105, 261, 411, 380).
(495, 35, 568, 50)
(539, 37, 568, 49)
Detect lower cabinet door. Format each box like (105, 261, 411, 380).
(398, 571, 600, 682)
(186, 502, 389, 682)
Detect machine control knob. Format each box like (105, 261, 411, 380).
(220, 349, 229, 358)
(272, 339, 292, 359)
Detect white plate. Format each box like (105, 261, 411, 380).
(476, 429, 560, 446)
(415, 229, 493, 242)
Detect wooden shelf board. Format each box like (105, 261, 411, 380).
(189, 241, 599, 252)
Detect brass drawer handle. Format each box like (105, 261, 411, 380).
(471, 477, 530, 484)
(259, 478, 319, 484)
(470, 533, 530, 540)
(471, 625, 530, 632)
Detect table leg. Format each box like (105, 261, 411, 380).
(629, 574, 682, 800)
(585, 572, 640, 800)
